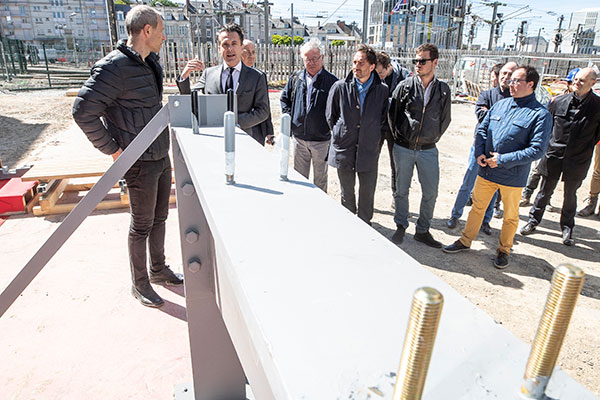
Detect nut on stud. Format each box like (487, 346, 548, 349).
(182, 183, 195, 196)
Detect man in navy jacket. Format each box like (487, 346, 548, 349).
(443, 66, 552, 269)
(280, 38, 337, 192)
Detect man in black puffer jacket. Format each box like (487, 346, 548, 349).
(73, 5, 182, 308)
(388, 43, 451, 248)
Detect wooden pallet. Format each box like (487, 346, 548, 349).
(21, 159, 175, 216)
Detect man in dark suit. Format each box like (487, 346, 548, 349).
(177, 24, 269, 145)
(241, 39, 274, 145)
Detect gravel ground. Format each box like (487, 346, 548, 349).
(1, 90, 598, 396)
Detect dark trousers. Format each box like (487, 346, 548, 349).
(337, 168, 378, 224)
(380, 131, 396, 193)
(528, 172, 582, 230)
(124, 156, 172, 288)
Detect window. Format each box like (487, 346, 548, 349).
(48, 29, 52, 33)
(165, 25, 173, 35)
(179, 26, 186, 35)
(118, 25, 125, 34)
(60, 0, 63, 5)
(46, 17, 50, 21)
(117, 11, 124, 21)
(33, 6, 41, 11)
(206, 29, 211, 37)
(19, 5, 25, 14)
(22, 18, 28, 23)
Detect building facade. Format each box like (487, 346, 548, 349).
(0, 0, 110, 51)
(368, 0, 466, 49)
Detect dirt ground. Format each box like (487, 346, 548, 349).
(0, 89, 598, 396)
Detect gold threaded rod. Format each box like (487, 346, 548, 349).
(521, 264, 585, 399)
(393, 287, 444, 400)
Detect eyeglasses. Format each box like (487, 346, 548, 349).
(507, 78, 527, 85)
(304, 55, 323, 64)
(412, 58, 433, 65)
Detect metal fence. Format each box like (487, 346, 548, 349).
(158, 42, 600, 88)
(0, 38, 27, 80)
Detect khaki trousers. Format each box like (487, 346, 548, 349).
(460, 176, 522, 255)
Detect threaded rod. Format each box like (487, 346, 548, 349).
(393, 287, 444, 400)
(521, 264, 585, 399)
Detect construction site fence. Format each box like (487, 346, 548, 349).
(158, 42, 600, 86)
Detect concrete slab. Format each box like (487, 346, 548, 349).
(0, 208, 191, 399)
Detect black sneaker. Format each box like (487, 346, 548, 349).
(414, 232, 442, 248)
(520, 222, 537, 236)
(443, 240, 469, 254)
(150, 265, 184, 286)
(494, 251, 509, 269)
(391, 226, 406, 244)
(132, 283, 164, 308)
(480, 222, 492, 235)
(447, 217, 458, 229)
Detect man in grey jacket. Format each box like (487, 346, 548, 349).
(177, 24, 269, 145)
(73, 5, 182, 308)
(388, 43, 451, 248)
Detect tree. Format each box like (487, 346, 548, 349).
(293, 36, 304, 46)
(331, 40, 345, 46)
(150, 0, 179, 7)
(281, 35, 292, 45)
(271, 34, 283, 45)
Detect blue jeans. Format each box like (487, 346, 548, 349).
(450, 145, 496, 224)
(393, 145, 438, 233)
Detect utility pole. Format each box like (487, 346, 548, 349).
(290, 3, 294, 73)
(104, 0, 118, 49)
(493, 13, 503, 49)
(535, 27, 543, 52)
(404, 1, 412, 50)
(486, 1, 505, 50)
(572, 23, 582, 54)
(553, 14, 564, 53)
(362, 0, 369, 43)
(455, 5, 466, 49)
(515, 20, 526, 51)
(258, 1, 272, 65)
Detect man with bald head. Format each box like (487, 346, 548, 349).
(241, 39, 274, 145)
(520, 67, 600, 246)
(447, 61, 518, 234)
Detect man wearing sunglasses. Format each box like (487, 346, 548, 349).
(388, 43, 451, 248)
(443, 66, 552, 269)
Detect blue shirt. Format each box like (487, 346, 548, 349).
(475, 92, 552, 187)
(355, 72, 374, 113)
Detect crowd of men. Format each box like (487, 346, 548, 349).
(73, 5, 600, 307)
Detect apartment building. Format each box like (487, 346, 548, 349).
(0, 0, 110, 51)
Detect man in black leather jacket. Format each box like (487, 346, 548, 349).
(73, 5, 182, 308)
(388, 43, 451, 247)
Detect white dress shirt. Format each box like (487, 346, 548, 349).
(221, 61, 242, 93)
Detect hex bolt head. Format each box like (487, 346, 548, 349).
(185, 229, 199, 244)
(182, 183, 195, 196)
(188, 260, 201, 273)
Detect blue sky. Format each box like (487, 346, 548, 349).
(268, 0, 595, 48)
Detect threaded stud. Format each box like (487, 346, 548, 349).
(393, 287, 444, 400)
(521, 264, 585, 399)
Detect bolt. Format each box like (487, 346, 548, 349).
(188, 259, 201, 273)
(173, 100, 180, 108)
(185, 229, 199, 244)
(393, 287, 444, 400)
(182, 183, 195, 196)
(521, 264, 585, 399)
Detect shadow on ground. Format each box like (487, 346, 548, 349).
(372, 211, 600, 300)
(0, 115, 49, 168)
